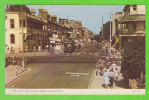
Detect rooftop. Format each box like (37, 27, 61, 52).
(51, 15, 57, 17)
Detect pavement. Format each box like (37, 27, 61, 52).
(89, 46, 126, 89)
(89, 69, 126, 89)
(5, 65, 31, 86)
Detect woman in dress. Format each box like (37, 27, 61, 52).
(111, 61, 116, 72)
(103, 70, 110, 88)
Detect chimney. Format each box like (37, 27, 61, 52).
(51, 15, 57, 22)
(43, 9, 48, 19)
(31, 9, 36, 15)
(39, 7, 43, 17)
(47, 13, 50, 20)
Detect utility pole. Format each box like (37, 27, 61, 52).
(102, 16, 104, 49)
(110, 12, 112, 56)
(21, 5, 25, 70)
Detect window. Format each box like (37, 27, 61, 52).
(133, 5, 137, 11)
(20, 19, 26, 27)
(10, 19, 14, 28)
(10, 34, 15, 44)
(133, 23, 136, 30)
(23, 20, 25, 27)
(124, 24, 128, 29)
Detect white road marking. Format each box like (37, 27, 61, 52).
(79, 49, 88, 54)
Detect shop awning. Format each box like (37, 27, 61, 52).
(49, 38, 61, 42)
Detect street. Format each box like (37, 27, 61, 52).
(6, 44, 100, 89)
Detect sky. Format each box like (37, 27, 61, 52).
(27, 5, 125, 34)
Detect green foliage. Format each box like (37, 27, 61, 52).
(93, 34, 102, 42)
(99, 21, 112, 41)
(121, 37, 145, 81)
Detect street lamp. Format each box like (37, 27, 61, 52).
(21, 5, 25, 70)
(109, 12, 112, 57)
(100, 26, 104, 49)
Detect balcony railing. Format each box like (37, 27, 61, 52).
(19, 27, 46, 34)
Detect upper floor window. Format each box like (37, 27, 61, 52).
(133, 23, 136, 30)
(133, 5, 137, 11)
(20, 19, 26, 27)
(10, 34, 15, 44)
(124, 24, 128, 29)
(10, 19, 14, 28)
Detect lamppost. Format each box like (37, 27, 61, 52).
(100, 26, 104, 48)
(101, 16, 104, 49)
(109, 12, 112, 56)
(21, 5, 25, 70)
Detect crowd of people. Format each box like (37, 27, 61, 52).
(95, 40, 121, 89)
(96, 58, 120, 89)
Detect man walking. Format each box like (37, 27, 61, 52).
(108, 69, 114, 88)
(99, 58, 106, 76)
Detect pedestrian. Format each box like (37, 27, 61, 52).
(78, 43, 81, 50)
(99, 58, 106, 76)
(75, 43, 77, 49)
(48, 45, 50, 53)
(103, 70, 110, 88)
(46, 44, 49, 51)
(36, 45, 38, 51)
(108, 69, 115, 88)
(34, 46, 36, 52)
(111, 61, 116, 72)
(114, 68, 120, 81)
(96, 59, 101, 76)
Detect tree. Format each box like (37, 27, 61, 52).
(121, 36, 145, 86)
(98, 21, 112, 42)
(93, 34, 102, 43)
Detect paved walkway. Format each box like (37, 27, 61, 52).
(89, 70, 126, 89)
(88, 47, 126, 89)
(5, 65, 31, 86)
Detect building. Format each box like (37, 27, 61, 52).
(112, 12, 123, 37)
(119, 5, 145, 37)
(37, 8, 71, 51)
(118, 5, 145, 48)
(118, 5, 145, 82)
(111, 12, 123, 47)
(5, 5, 94, 54)
(99, 21, 112, 41)
(5, 5, 47, 52)
(82, 27, 94, 42)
